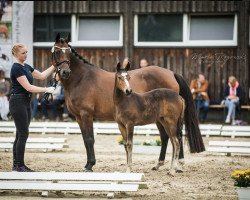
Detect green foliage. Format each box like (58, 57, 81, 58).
(155, 138, 161, 146)
(231, 169, 250, 187)
(117, 136, 124, 145)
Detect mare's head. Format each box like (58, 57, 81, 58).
(115, 62, 132, 96)
(51, 33, 71, 79)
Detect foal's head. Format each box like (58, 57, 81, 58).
(115, 62, 132, 96)
(51, 33, 71, 79)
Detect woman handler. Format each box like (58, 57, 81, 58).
(10, 43, 55, 172)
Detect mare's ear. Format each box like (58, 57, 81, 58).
(116, 62, 122, 72)
(125, 62, 130, 71)
(56, 33, 60, 43)
(65, 33, 71, 43)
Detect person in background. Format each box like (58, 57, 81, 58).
(10, 43, 55, 172)
(0, 69, 10, 120)
(41, 73, 70, 122)
(139, 58, 149, 68)
(0, 46, 11, 80)
(31, 93, 41, 121)
(190, 74, 210, 123)
(223, 76, 243, 124)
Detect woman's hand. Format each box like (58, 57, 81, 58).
(228, 95, 238, 100)
(45, 87, 55, 94)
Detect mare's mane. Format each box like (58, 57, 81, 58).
(68, 44, 94, 66)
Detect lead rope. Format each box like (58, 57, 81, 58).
(41, 72, 58, 105)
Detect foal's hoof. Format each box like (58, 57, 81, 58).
(179, 159, 185, 166)
(168, 169, 176, 176)
(83, 168, 93, 172)
(176, 168, 183, 173)
(151, 166, 158, 171)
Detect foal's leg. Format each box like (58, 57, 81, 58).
(156, 122, 184, 163)
(118, 124, 129, 170)
(152, 122, 169, 170)
(76, 115, 96, 172)
(178, 123, 185, 166)
(169, 134, 181, 173)
(125, 125, 134, 173)
(160, 120, 181, 175)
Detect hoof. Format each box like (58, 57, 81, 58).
(176, 168, 183, 173)
(152, 161, 164, 171)
(126, 168, 131, 173)
(179, 159, 185, 166)
(168, 169, 175, 176)
(83, 168, 93, 172)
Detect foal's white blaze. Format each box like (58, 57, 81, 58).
(121, 72, 131, 92)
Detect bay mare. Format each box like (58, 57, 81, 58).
(113, 62, 185, 173)
(51, 33, 205, 172)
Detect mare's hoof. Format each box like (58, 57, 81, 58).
(83, 168, 93, 172)
(152, 161, 164, 171)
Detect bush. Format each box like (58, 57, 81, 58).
(155, 138, 161, 146)
(117, 136, 124, 145)
(231, 169, 250, 187)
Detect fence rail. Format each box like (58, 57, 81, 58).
(1, 121, 250, 138)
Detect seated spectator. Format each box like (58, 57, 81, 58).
(41, 74, 70, 121)
(0, 70, 10, 120)
(0, 46, 11, 81)
(223, 76, 243, 124)
(31, 93, 41, 121)
(140, 58, 149, 68)
(190, 74, 210, 123)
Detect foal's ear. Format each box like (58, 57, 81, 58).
(125, 62, 130, 71)
(65, 33, 71, 43)
(116, 62, 122, 71)
(55, 33, 60, 42)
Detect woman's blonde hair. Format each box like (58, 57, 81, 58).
(228, 76, 237, 83)
(12, 43, 25, 57)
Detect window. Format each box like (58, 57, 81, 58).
(189, 15, 234, 40)
(187, 15, 237, 46)
(75, 16, 123, 47)
(34, 15, 71, 42)
(134, 14, 237, 47)
(138, 14, 183, 42)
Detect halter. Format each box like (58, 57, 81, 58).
(42, 45, 71, 104)
(51, 45, 71, 73)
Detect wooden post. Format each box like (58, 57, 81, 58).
(237, 0, 249, 104)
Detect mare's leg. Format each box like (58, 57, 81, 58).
(76, 115, 95, 172)
(152, 122, 169, 170)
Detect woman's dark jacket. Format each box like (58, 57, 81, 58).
(223, 84, 243, 108)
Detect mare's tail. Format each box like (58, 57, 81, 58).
(174, 73, 205, 153)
